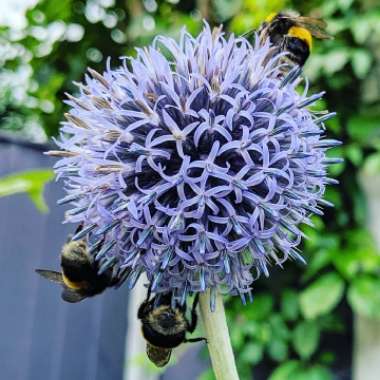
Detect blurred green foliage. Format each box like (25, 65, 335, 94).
(1, 0, 380, 379)
(0, 169, 54, 212)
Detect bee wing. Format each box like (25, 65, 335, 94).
(35, 269, 64, 284)
(295, 16, 327, 28)
(61, 288, 87, 303)
(294, 17, 332, 39)
(146, 343, 172, 367)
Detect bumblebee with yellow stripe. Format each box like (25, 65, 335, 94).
(36, 224, 119, 303)
(138, 288, 206, 367)
(245, 11, 331, 67)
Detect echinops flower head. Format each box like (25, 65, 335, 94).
(52, 23, 340, 305)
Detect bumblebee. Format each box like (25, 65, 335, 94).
(138, 288, 206, 367)
(36, 225, 120, 303)
(245, 11, 331, 67)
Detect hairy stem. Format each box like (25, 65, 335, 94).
(199, 290, 240, 380)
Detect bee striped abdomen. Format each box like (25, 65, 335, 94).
(287, 26, 313, 50)
(146, 343, 171, 367)
(61, 273, 89, 290)
(141, 320, 186, 348)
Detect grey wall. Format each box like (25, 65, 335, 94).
(0, 137, 129, 380)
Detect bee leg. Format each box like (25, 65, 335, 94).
(138, 282, 153, 319)
(184, 337, 207, 344)
(137, 299, 150, 319)
(66, 223, 84, 243)
(187, 293, 200, 333)
(185, 294, 207, 343)
(146, 281, 152, 302)
(74, 223, 84, 234)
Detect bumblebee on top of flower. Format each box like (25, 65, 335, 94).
(244, 10, 331, 68)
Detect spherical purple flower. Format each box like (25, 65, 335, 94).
(52, 23, 339, 303)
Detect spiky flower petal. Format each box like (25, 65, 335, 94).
(52, 24, 339, 301)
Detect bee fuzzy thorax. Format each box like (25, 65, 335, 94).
(61, 240, 88, 261)
(147, 305, 187, 335)
(287, 26, 313, 49)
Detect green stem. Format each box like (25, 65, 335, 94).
(199, 290, 240, 380)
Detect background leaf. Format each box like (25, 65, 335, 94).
(281, 289, 299, 321)
(269, 361, 302, 380)
(292, 321, 320, 359)
(0, 170, 54, 212)
(299, 273, 345, 319)
(348, 275, 380, 318)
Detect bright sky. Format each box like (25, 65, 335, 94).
(0, 0, 38, 28)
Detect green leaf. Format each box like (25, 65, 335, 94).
(198, 368, 216, 380)
(281, 289, 299, 321)
(333, 248, 360, 279)
(351, 49, 372, 79)
(213, 0, 243, 21)
(270, 362, 333, 380)
(347, 114, 380, 147)
(267, 338, 288, 362)
(345, 230, 380, 272)
(348, 275, 380, 318)
(230, 321, 245, 348)
(269, 361, 302, 380)
(0, 170, 54, 213)
(303, 365, 333, 380)
(345, 144, 363, 166)
(250, 321, 271, 344)
(320, 351, 336, 365)
(338, 0, 354, 11)
(292, 321, 320, 359)
(269, 314, 290, 340)
(363, 153, 380, 176)
(331, 229, 380, 278)
(318, 314, 344, 333)
(321, 50, 349, 75)
(300, 273, 345, 319)
(240, 342, 263, 365)
(242, 293, 273, 320)
(303, 249, 333, 281)
(351, 17, 373, 44)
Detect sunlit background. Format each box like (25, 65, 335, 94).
(1, 1, 380, 380)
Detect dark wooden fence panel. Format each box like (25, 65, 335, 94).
(0, 137, 129, 380)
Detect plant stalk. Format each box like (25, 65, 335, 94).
(199, 290, 240, 380)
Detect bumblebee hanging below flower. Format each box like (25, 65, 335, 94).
(35, 224, 124, 302)
(244, 11, 332, 68)
(138, 288, 206, 367)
